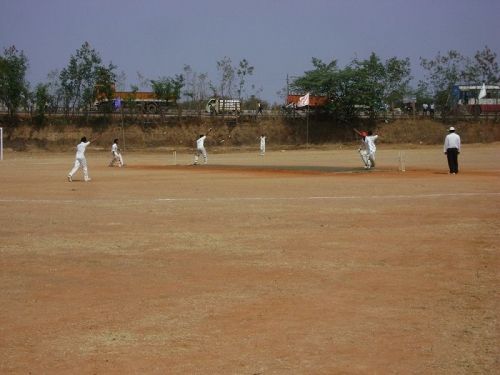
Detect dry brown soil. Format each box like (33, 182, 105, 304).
(1, 144, 499, 374)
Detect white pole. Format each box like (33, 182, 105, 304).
(306, 106, 309, 148)
(173, 150, 177, 165)
(121, 107, 126, 152)
(0, 127, 3, 161)
(399, 151, 406, 172)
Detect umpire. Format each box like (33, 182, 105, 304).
(444, 126, 461, 174)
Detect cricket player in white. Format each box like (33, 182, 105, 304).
(259, 134, 266, 155)
(109, 138, 124, 167)
(358, 131, 371, 168)
(194, 128, 212, 165)
(364, 131, 379, 169)
(68, 136, 93, 182)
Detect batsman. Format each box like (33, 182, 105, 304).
(354, 128, 379, 170)
(354, 129, 371, 169)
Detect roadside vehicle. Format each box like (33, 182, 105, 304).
(206, 98, 241, 115)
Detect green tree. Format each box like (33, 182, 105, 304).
(0, 45, 29, 117)
(94, 65, 117, 113)
(291, 57, 358, 120)
(34, 83, 50, 122)
(291, 54, 411, 120)
(151, 75, 184, 101)
(59, 42, 116, 115)
(291, 57, 338, 96)
(351, 53, 386, 118)
(383, 57, 412, 107)
(329, 65, 366, 121)
(151, 74, 184, 112)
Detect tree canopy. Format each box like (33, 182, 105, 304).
(0, 46, 29, 117)
(290, 53, 412, 120)
(0, 41, 499, 120)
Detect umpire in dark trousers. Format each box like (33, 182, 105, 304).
(443, 127, 461, 174)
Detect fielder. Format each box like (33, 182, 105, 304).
(194, 128, 212, 165)
(67, 135, 99, 182)
(259, 134, 266, 156)
(109, 138, 124, 167)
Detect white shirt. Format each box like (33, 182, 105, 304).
(111, 143, 119, 154)
(359, 139, 368, 151)
(365, 135, 378, 154)
(260, 136, 266, 147)
(75, 141, 90, 159)
(444, 133, 461, 152)
(196, 135, 206, 149)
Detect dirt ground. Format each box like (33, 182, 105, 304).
(1, 143, 499, 374)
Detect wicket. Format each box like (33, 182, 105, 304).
(398, 151, 406, 172)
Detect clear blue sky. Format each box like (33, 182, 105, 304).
(1, 0, 499, 104)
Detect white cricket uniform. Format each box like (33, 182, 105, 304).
(364, 135, 378, 168)
(194, 135, 207, 164)
(260, 136, 266, 155)
(68, 141, 91, 181)
(110, 142, 124, 167)
(358, 139, 370, 168)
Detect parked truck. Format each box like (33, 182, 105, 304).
(206, 98, 241, 115)
(94, 85, 176, 114)
(286, 94, 329, 109)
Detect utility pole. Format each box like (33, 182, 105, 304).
(286, 74, 289, 105)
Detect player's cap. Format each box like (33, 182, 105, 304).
(361, 131, 368, 137)
(449, 126, 455, 131)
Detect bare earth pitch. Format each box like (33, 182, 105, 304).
(1, 144, 499, 374)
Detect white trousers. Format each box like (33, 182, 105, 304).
(69, 157, 89, 180)
(110, 152, 124, 167)
(194, 147, 207, 164)
(368, 152, 376, 168)
(359, 149, 371, 168)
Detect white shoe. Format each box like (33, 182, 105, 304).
(84, 178, 92, 182)
(67, 175, 72, 182)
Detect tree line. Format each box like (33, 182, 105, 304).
(0, 41, 499, 121)
(289, 47, 499, 121)
(0, 42, 258, 120)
